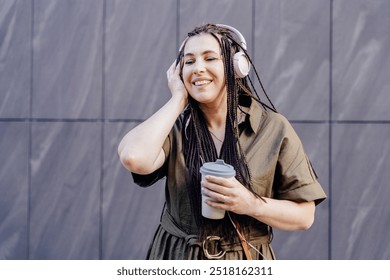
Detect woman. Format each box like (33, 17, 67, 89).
(118, 23, 326, 260)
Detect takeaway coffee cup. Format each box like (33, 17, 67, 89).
(200, 159, 236, 219)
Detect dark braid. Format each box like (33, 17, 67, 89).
(177, 23, 275, 241)
(219, 35, 252, 188)
(183, 100, 218, 230)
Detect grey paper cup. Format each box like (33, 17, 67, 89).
(200, 159, 236, 219)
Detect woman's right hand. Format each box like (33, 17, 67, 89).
(167, 60, 188, 104)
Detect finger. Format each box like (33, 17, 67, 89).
(205, 175, 233, 188)
(202, 186, 230, 204)
(168, 61, 176, 73)
(205, 198, 229, 210)
(209, 192, 227, 203)
(202, 181, 227, 196)
(220, 193, 228, 203)
(168, 60, 181, 77)
(166, 64, 173, 78)
(174, 60, 182, 74)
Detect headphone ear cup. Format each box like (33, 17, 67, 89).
(233, 51, 250, 78)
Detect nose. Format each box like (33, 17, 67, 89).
(192, 59, 206, 74)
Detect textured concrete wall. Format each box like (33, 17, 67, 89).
(1, 0, 389, 260)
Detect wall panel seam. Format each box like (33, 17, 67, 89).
(328, 0, 334, 261)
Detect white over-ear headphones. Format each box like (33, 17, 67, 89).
(217, 24, 250, 78)
(179, 24, 251, 78)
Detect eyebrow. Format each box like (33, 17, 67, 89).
(183, 50, 219, 57)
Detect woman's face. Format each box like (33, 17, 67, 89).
(181, 33, 226, 106)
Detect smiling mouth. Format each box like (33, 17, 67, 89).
(193, 80, 211, 86)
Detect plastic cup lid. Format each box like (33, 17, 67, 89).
(200, 159, 236, 177)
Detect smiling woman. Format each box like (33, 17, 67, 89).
(118, 23, 326, 260)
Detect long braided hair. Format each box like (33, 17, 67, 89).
(177, 23, 276, 240)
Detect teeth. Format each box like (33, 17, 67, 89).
(194, 80, 211, 86)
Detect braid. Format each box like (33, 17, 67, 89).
(220, 36, 252, 189)
(184, 99, 218, 230)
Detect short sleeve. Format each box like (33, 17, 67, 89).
(274, 116, 326, 205)
(131, 131, 171, 187)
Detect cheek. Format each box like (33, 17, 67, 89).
(182, 69, 192, 88)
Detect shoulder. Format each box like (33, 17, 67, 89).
(245, 100, 291, 136)
(263, 109, 289, 125)
(256, 109, 304, 152)
(259, 109, 294, 136)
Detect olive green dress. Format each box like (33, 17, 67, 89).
(132, 100, 326, 260)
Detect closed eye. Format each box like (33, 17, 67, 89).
(184, 56, 220, 65)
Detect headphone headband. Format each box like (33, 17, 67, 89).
(179, 24, 247, 52)
(215, 24, 247, 50)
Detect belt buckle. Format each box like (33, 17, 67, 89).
(202, 235, 226, 259)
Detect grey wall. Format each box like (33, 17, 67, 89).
(0, 0, 389, 260)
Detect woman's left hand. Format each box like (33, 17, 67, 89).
(202, 175, 316, 231)
(201, 175, 258, 216)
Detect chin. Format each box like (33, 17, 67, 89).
(190, 94, 214, 104)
